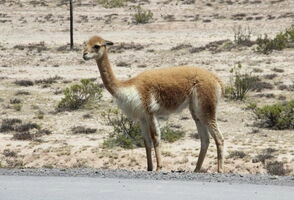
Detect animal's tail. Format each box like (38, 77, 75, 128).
(216, 77, 225, 98)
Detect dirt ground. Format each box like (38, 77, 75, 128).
(0, 0, 293, 175)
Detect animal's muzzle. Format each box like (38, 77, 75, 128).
(83, 53, 90, 60)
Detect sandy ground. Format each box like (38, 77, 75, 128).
(0, 0, 294, 175)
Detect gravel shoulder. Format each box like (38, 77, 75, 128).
(0, 168, 293, 186)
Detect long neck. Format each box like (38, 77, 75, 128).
(96, 53, 119, 95)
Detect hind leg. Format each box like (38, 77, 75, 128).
(207, 119, 224, 173)
(189, 106, 210, 172)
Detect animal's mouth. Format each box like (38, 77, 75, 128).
(83, 53, 92, 61)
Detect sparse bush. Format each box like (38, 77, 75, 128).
(233, 25, 254, 46)
(71, 126, 97, 134)
(35, 75, 63, 86)
(161, 126, 185, 143)
(10, 98, 22, 104)
(15, 80, 34, 87)
(102, 109, 144, 149)
(251, 80, 274, 92)
(225, 63, 258, 100)
(190, 40, 235, 54)
(57, 79, 103, 112)
(171, 44, 193, 51)
(12, 132, 33, 140)
(12, 128, 51, 141)
(256, 25, 294, 54)
(266, 161, 290, 176)
(0, 118, 22, 132)
(227, 150, 247, 159)
(110, 42, 144, 53)
(14, 42, 48, 53)
(97, 0, 126, 8)
(3, 149, 17, 157)
(253, 101, 294, 130)
(0, 118, 51, 140)
(14, 122, 40, 132)
(102, 109, 184, 149)
(253, 152, 274, 164)
(15, 90, 30, 96)
(132, 6, 153, 24)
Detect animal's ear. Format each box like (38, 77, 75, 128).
(105, 40, 114, 46)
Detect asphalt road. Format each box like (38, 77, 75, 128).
(1, 175, 293, 200)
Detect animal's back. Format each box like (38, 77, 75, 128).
(120, 66, 223, 115)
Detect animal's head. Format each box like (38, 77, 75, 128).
(83, 36, 113, 61)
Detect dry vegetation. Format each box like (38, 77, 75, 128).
(0, 0, 293, 175)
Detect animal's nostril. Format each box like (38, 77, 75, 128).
(83, 53, 88, 60)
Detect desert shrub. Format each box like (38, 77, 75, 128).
(161, 126, 185, 143)
(252, 101, 294, 130)
(15, 80, 34, 87)
(12, 132, 33, 140)
(35, 75, 63, 86)
(253, 152, 274, 164)
(0, 118, 51, 140)
(256, 25, 294, 54)
(0, 118, 22, 132)
(97, 0, 126, 8)
(15, 90, 30, 96)
(13, 42, 48, 52)
(190, 39, 235, 54)
(225, 63, 258, 100)
(14, 122, 39, 132)
(71, 126, 97, 134)
(227, 150, 247, 159)
(233, 25, 254, 46)
(171, 44, 193, 51)
(251, 80, 274, 92)
(12, 128, 51, 141)
(57, 79, 103, 112)
(102, 109, 144, 149)
(102, 109, 184, 149)
(10, 98, 22, 104)
(266, 161, 290, 176)
(3, 149, 17, 157)
(132, 6, 153, 24)
(110, 42, 144, 53)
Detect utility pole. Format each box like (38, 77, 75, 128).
(70, 0, 74, 50)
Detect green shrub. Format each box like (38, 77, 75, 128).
(256, 25, 294, 54)
(161, 126, 185, 143)
(102, 109, 184, 149)
(97, 0, 126, 8)
(225, 63, 258, 100)
(102, 109, 144, 149)
(233, 25, 254, 46)
(57, 79, 102, 112)
(132, 6, 153, 24)
(253, 101, 294, 130)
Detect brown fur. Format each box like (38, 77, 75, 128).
(83, 35, 225, 173)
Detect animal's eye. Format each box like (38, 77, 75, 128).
(93, 45, 100, 50)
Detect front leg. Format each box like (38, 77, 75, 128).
(148, 115, 162, 171)
(140, 119, 153, 171)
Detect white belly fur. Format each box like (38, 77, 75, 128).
(115, 86, 144, 120)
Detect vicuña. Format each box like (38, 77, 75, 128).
(83, 36, 225, 172)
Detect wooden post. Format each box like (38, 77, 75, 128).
(70, 0, 74, 50)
